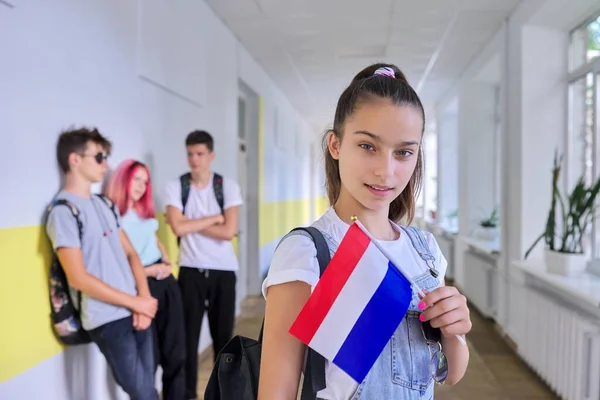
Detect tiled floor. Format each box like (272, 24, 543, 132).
(196, 297, 558, 399)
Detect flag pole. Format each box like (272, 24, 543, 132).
(351, 216, 467, 346)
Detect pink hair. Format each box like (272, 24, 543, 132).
(104, 159, 156, 219)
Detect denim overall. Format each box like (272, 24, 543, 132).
(317, 226, 443, 400)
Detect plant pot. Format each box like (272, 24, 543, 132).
(586, 258, 600, 278)
(475, 226, 498, 241)
(544, 249, 588, 277)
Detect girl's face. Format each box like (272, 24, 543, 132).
(129, 167, 149, 203)
(328, 99, 423, 213)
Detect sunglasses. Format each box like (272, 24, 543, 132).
(80, 152, 108, 164)
(421, 320, 449, 384)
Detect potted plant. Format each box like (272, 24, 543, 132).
(475, 207, 499, 241)
(524, 151, 600, 276)
(445, 209, 459, 232)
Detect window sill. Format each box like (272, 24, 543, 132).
(460, 235, 501, 256)
(425, 221, 459, 237)
(514, 260, 600, 308)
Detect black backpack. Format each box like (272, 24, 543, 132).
(203, 226, 329, 400)
(178, 172, 224, 245)
(180, 172, 224, 215)
(46, 194, 120, 345)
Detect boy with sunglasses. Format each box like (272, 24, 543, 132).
(45, 127, 160, 399)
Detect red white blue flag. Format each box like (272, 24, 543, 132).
(289, 223, 413, 383)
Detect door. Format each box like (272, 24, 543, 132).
(236, 96, 249, 308)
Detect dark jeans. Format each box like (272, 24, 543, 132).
(88, 316, 159, 400)
(148, 274, 186, 400)
(178, 267, 237, 400)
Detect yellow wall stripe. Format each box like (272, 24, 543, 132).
(259, 198, 311, 247)
(0, 224, 64, 382)
(314, 196, 329, 219)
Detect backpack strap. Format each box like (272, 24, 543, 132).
(94, 194, 120, 228)
(400, 226, 439, 278)
(259, 226, 330, 399)
(292, 227, 329, 400)
(179, 172, 192, 215)
(48, 199, 84, 240)
(213, 173, 225, 215)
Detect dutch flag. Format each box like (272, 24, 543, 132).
(289, 223, 414, 384)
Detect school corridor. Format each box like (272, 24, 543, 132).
(3, 0, 600, 399)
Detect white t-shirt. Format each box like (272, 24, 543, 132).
(165, 172, 243, 271)
(262, 207, 447, 400)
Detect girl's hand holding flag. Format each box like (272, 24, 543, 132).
(418, 287, 471, 339)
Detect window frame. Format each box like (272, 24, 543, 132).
(567, 11, 600, 258)
(568, 12, 600, 73)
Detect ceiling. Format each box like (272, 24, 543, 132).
(206, 0, 522, 131)
(529, 0, 599, 30)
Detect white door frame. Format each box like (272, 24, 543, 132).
(238, 80, 261, 297)
(236, 95, 249, 307)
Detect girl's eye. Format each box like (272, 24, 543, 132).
(359, 143, 374, 151)
(397, 150, 413, 157)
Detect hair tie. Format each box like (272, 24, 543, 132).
(373, 67, 396, 78)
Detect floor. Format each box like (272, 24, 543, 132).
(196, 297, 558, 400)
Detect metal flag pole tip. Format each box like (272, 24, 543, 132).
(351, 216, 467, 346)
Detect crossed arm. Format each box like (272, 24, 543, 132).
(166, 205, 239, 241)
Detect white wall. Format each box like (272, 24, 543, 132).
(422, 128, 438, 221)
(516, 25, 568, 261)
(0, 0, 313, 398)
(457, 82, 498, 234)
(436, 111, 459, 223)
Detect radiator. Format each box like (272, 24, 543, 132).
(463, 249, 496, 318)
(517, 289, 600, 400)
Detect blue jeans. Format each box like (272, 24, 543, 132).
(88, 316, 159, 400)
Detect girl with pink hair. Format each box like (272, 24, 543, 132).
(105, 159, 185, 400)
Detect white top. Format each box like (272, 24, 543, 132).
(262, 207, 447, 400)
(165, 172, 243, 271)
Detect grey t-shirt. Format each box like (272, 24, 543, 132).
(45, 190, 137, 330)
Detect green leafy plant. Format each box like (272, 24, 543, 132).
(524, 151, 600, 259)
(480, 207, 499, 228)
(446, 209, 458, 219)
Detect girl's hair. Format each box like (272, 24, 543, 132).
(323, 62, 425, 224)
(104, 159, 156, 219)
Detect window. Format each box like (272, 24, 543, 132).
(569, 14, 600, 72)
(568, 75, 594, 187)
(568, 12, 600, 258)
(493, 85, 502, 220)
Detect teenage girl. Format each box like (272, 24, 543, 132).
(105, 159, 186, 400)
(258, 63, 471, 399)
